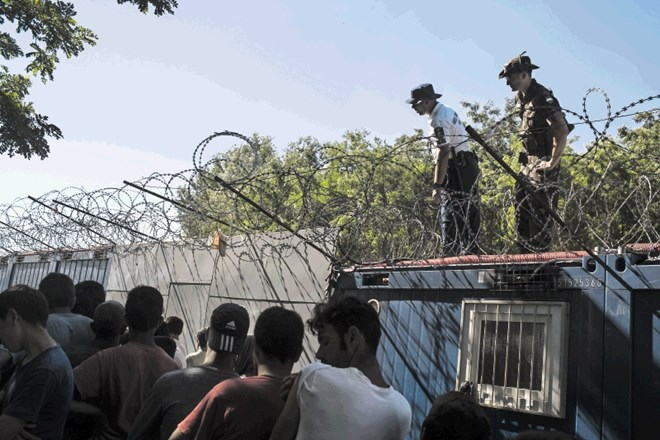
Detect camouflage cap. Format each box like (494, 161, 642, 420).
(498, 51, 539, 79)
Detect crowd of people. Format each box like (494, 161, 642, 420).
(0, 272, 575, 439)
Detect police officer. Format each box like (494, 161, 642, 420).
(408, 83, 481, 256)
(499, 53, 570, 253)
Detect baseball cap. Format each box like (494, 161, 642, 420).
(208, 303, 249, 354)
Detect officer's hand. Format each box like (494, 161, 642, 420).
(432, 189, 441, 205)
(536, 160, 556, 171)
(280, 372, 299, 401)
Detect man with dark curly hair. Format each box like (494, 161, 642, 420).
(270, 295, 411, 440)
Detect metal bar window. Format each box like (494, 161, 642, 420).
(459, 300, 567, 417)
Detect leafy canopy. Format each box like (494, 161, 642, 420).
(0, 0, 177, 159)
(176, 103, 660, 263)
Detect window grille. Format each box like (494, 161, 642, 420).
(9, 261, 51, 287)
(457, 300, 568, 417)
(57, 258, 109, 285)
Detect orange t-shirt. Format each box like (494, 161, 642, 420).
(74, 342, 179, 439)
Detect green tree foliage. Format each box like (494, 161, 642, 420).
(560, 111, 660, 248)
(0, 0, 177, 159)
(178, 133, 299, 241)
(317, 130, 436, 262)
(178, 130, 439, 263)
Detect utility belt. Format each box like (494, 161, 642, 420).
(449, 150, 477, 168)
(520, 134, 552, 162)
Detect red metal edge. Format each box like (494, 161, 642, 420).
(346, 242, 660, 271)
(350, 251, 586, 271)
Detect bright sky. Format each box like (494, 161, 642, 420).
(0, 0, 658, 204)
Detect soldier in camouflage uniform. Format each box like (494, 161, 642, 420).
(499, 53, 571, 253)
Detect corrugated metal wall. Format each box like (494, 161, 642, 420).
(377, 300, 461, 440)
(0, 251, 110, 290)
(0, 234, 330, 398)
(8, 261, 52, 287)
(57, 259, 109, 285)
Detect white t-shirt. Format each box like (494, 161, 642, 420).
(185, 349, 206, 368)
(173, 342, 186, 369)
(428, 102, 470, 153)
(295, 362, 412, 440)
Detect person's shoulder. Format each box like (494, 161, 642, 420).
(53, 312, 92, 323)
(94, 343, 126, 357)
(46, 313, 68, 326)
(390, 387, 412, 407)
(216, 375, 245, 391)
(149, 366, 195, 394)
(71, 313, 93, 322)
(530, 81, 559, 103)
(439, 102, 456, 114)
(156, 367, 186, 382)
(46, 344, 70, 363)
(179, 365, 237, 381)
(242, 374, 282, 387)
(200, 375, 244, 402)
(88, 342, 148, 362)
(300, 362, 346, 385)
(25, 345, 68, 369)
(214, 374, 277, 398)
(432, 102, 451, 118)
(73, 344, 118, 370)
(300, 361, 332, 376)
(20, 347, 72, 389)
(151, 348, 180, 369)
(532, 80, 551, 93)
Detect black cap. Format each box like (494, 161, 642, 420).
(498, 51, 539, 79)
(406, 83, 442, 104)
(208, 303, 249, 353)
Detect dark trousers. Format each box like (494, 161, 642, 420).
(440, 152, 481, 256)
(515, 167, 559, 253)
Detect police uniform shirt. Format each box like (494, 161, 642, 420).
(428, 103, 470, 153)
(515, 79, 565, 157)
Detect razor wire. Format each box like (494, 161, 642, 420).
(0, 91, 658, 264)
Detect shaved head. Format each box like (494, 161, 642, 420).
(92, 300, 126, 339)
